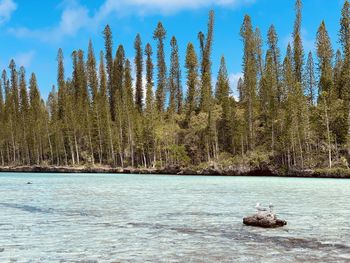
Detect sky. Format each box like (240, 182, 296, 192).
(0, 0, 346, 100)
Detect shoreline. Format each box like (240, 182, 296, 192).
(0, 165, 350, 179)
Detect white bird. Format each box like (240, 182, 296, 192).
(255, 203, 268, 213)
(269, 203, 274, 213)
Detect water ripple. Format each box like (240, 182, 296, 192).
(0, 173, 350, 262)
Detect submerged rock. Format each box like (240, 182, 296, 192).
(243, 212, 287, 228)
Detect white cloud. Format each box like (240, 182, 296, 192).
(229, 72, 243, 90)
(0, 0, 16, 25)
(58, 4, 90, 36)
(9, 0, 256, 42)
(129, 58, 148, 103)
(229, 72, 242, 100)
(96, 0, 255, 17)
(9, 2, 90, 42)
(14, 50, 35, 68)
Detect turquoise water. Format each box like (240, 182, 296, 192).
(0, 173, 349, 262)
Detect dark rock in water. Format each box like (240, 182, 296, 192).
(177, 168, 197, 175)
(0, 248, 4, 252)
(27, 182, 32, 184)
(243, 212, 287, 228)
(161, 165, 181, 175)
(201, 167, 222, 175)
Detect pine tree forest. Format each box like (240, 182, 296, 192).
(1, 0, 350, 172)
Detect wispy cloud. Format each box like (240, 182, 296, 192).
(0, 0, 16, 25)
(229, 72, 243, 90)
(96, 0, 256, 18)
(9, 2, 90, 42)
(229, 72, 242, 100)
(0, 50, 35, 69)
(14, 50, 36, 68)
(8, 0, 256, 42)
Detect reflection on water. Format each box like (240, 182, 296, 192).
(0, 173, 350, 262)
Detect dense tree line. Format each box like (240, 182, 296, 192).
(1, 0, 350, 170)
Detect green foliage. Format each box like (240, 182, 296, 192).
(185, 43, 198, 122)
(240, 15, 258, 150)
(153, 22, 167, 114)
(199, 10, 214, 113)
(167, 145, 190, 166)
(169, 36, 182, 115)
(134, 34, 143, 112)
(293, 0, 304, 83)
(1, 3, 350, 173)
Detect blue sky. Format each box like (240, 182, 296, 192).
(0, 0, 346, 100)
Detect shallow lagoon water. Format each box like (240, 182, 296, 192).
(0, 173, 350, 262)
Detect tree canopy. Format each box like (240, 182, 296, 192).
(1, 1, 350, 171)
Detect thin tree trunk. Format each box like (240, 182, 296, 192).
(153, 142, 157, 168)
(324, 97, 332, 168)
(248, 97, 253, 150)
(24, 128, 30, 165)
(214, 126, 219, 160)
(96, 110, 103, 165)
(35, 135, 40, 165)
(88, 126, 94, 165)
(10, 118, 16, 164)
(0, 148, 4, 166)
(68, 134, 75, 166)
(291, 133, 296, 166)
(126, 111, 134, 167)
(271, 121, 275, 152)
(61, 132, 68, 166)
(297, 128, 304, 169)
(107, 121, 116, 166)
(117, 112, 124, 167)
(335, 135, 339, 163)
(39, 137, 43, 164)
(348, 101, 350, 156)
(73, 131, 79, 165)
(46, 122, 53, 165)
(6, 143, 10, 165)
(287, 147, 291, 170)
(55, 143, 60, 166)
(159, 144, 163, 168)
(207, 140, 210, 162)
